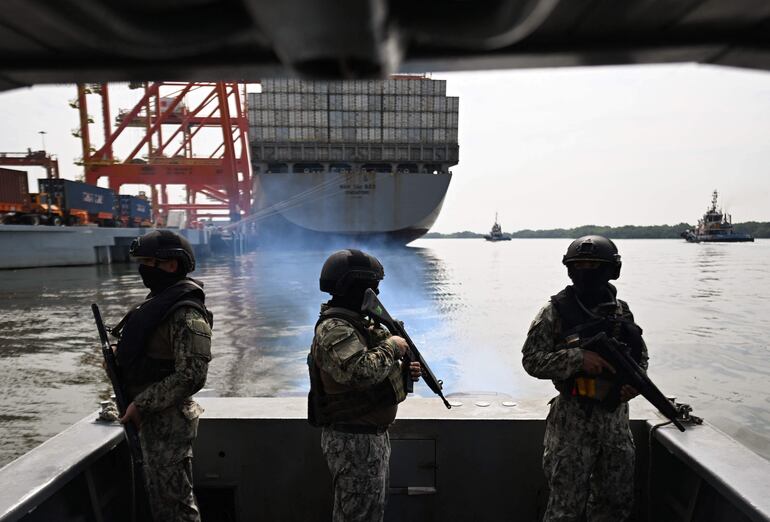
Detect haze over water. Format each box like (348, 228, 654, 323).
(0, 238, 768, 466)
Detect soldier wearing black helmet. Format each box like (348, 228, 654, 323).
(522, 235, 648, 522)
(112, 230, 213, 522)
(308, 249, 421, 522)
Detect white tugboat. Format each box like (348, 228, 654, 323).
(681, 190, 754, 243)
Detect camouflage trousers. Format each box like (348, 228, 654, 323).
(139, 406, 202, 522)
(542, 396, 635, 522)
(321, 427, 390, 522)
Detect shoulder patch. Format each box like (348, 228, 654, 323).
(317, 321, 365, 365)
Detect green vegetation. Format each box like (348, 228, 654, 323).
(424, 222, 770, 239)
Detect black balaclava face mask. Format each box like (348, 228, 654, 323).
(329, 280, 379, 312)
(139, 263, 184, 295)
(569, 265, 613, 306)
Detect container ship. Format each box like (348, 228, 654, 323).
(247, 77, 459, 244)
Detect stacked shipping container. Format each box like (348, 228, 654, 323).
(247, 78, 459, 145)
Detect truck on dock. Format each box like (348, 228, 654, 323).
(0, 167, 82, 226)
(38, 179, 116, 226)
(118, 193, 152, 227)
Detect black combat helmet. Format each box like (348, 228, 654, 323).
(129, 230, 196, 273)
(562, 235, 621, 280)
(320, 249, 384, 295)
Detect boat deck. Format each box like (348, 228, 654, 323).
(0, 396, 768, 521)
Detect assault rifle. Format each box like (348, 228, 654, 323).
(91, 303, 144, 463)
(583, 331, 686, 432)
(361, 288, 452, 409)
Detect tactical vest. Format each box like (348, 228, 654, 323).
(114, 279, 213, 399)
(550, 285, 644, 410)
(307, 307, 405, 427)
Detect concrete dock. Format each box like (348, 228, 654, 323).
(0, 225, 210, 269)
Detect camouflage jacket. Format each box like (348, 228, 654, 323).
(522, 299, 649, 385)
(312, 307, 401, 390)
(132, 307, 212, 415)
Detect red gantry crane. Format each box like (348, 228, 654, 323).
(76, 82, 252, 224)
(0, 149, 60, 179)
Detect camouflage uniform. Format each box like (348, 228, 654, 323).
(522, 299, 648, 522)
(132, 307, 212, 522)
(313, 310, 402, 522)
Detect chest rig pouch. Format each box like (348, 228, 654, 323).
(551, 285, 644, 411)
(307, 307, 405, 427)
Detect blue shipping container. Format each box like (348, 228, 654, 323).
(119, 195, 152, 222)
(39, 179, 116, 216)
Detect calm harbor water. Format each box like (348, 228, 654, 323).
(0, 238, 768, 466)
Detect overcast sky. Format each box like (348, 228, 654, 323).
(1, 64, 768, 233)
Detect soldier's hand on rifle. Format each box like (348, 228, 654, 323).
(119, 402, 142, 431)
(620, 385, 639, 402)
(409, 361, 422, 382)
(581, 351, 616, 376)
(390, 336, 409, 357)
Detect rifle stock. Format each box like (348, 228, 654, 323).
(585, 332, 686, 432)
(91, 303, 144, 463)
(362, 289, 451, 409)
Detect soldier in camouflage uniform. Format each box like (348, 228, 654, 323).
(308, 249, 421, 522)
(522, 236, 648, 522)
(113, 230, 213, 522)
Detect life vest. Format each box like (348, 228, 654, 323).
(113, 279, 213, 399)
(550, 285, 644, 410)
(307, 307, 405, 427)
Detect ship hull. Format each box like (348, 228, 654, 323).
(251, 170, 451, 245)
(683, 233, 755, 243)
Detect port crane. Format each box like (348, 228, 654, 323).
(75, 82, 252, 224)
(0, 149, 60, 179)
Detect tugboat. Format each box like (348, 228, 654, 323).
(484, 213, 511, 241)
(681, 190, 754, 243)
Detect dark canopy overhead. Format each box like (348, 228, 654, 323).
(1, 0, 769, 89)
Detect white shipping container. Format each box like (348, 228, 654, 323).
(437, 128, 447, 142)
(370, 128, 382, 141)
(435, 112, 446, 128)
(314, 94, 327, 110)
(342, 96, 353, 111)
(383, 80, 396, 95)
(289, 128, 299, 141)
(316, 110, 328, 126)
(328, 95, 342, 110)
(343, 128, 356, 141)
(448, 112, 458, 128)
(422, 112, 435, 127)
(408, 97, 420, 112)
(289, 112, 299, 126)
(408, 113, 419, 127)
(420, 128, 429, 142)
(248, 126, 261, 141)
(382, 128, 395, 142)
(316, 128, 329, 141)
(329, 128, 341, 142)
(397, 128, 409, 141)
(398, 112, 409, 127)
(316, 82, 329, 94)
(329, 111, 343, 127)
(448, 128, 458, 143)
(449, 97, 459, 111)
(275, 111, 287, 126)
(433, 96, 446, 112)
(275, 127, 288, 140)
(395, 96, 407, 111)
(368, 95, 381, 111)
(354, 95, 367, 111)
(407, 128, 419, 141)
(383, 95, 395, 111)
(395, 81, 408, 95)
(383, 112, 395, 127)
(262, 127, 274, 141)
(340, 112, 353, 126)
(370, 112, 382, 127)
(354, 112, 369, 126)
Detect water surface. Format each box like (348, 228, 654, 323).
(0, 238, 768, 466)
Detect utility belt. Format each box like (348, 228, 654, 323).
(329, 423, 388, 435)
(561, 375, 614, 401)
